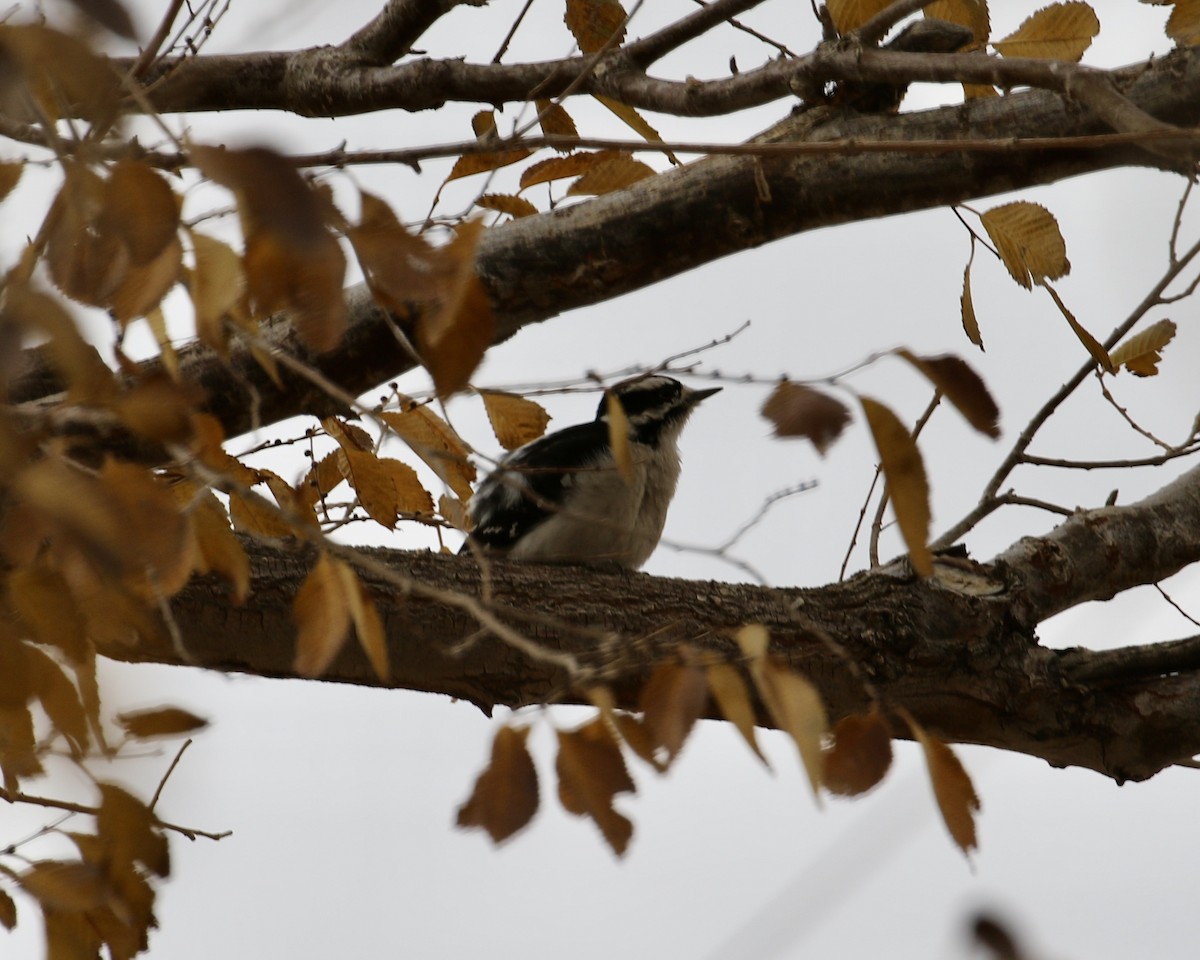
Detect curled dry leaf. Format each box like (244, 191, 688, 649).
(993, 2, 1100, 62)
(860, 396, 933, 576)
(979, 201, 1070, 290)
(457, 725, 540, 844)
(189, 230, 246, 355)
(706, 663, 768, 766)
(564, 0, 628, 52)
(1109, 318, 1177, 376)
(480, 390, 552, 451)
(381, 403, 476, 501)
(900, 708, 981, 855)
(117, 706, 209, 739)
(894, 350, 1000, 438)
(822, 709, 893, 796)
(753, 659, 828, 799)
(761, 381, 851, 455)
(476, 194, 538, 219)
(961, 251, 983, 349)
(556, 717, 636, 856)
(179, 487, 251, 604)
(639, 662, 708, 764)
(292, 553, 353, 677)
(594, 95, 677, 164)
(1044, 284, 1114, 372)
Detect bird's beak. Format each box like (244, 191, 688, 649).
(687, 385, 722, 404)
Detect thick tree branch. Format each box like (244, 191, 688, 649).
(100, 462, 1200, 784)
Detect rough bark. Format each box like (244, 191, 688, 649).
(103, 462, 1200, 785)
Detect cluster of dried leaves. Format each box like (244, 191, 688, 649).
(458, 625, 980, 856)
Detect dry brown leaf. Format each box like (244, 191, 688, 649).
(1044, 283, 1114, 372)
(99, 159, 180, 265)
(97, 782, 170, 876)
(761, 381, 852, 455)
(993, 2, 1100, 62)
(556, 717, 635, 856)
(567, 154, 656, 196)
(447, 112, 533, 182)
(192, 144, 346, 352)
(116, 706, 209, 739)
(45, 165, 129, 307)
(456, 725, 539, 843)
(1167, 0, 1200, 46)
(536, 100, 579, 147)
(107, 234, 182, 324)
(345, 571, 389, 681)
(825, 0, 893, 33)
(594, 95, 677, 164)
(823, 709, 893, 796)
(605, 390, 635, 483)
(228, 489, 296, 539)
(1109, 318, 1177, 376)
(901, 708, 980, 854)
(188, 230, 246, 354)
(589, 685, 666, 772)
(381, 403, 476, 500)
(296, 451, 347, 511)
(0, 161, 22, 202)
(111, 373, 199, 444)
(980, 201, 1070, 290)
(639, 663, 708, 764)
(476, 193, 538, 219)
(181, 488, 250, 604)
(293, 552, 353, 677)
(439, 494, 470, 532)
(924, 0, 990, 46)
(895, 350, 1001, 438)
(519, 151, 622, 190)
(564, 0, 627, 52)
(7, 565, 88, 663)
(26, 644, 89, 757)
(0, 25, 121, 124)
(751, 659, 828, 798)
(961, 253, 983, 349)
(707, 663, 768, 766)
(19, 861, 108, 913)
(0, 888, 14, 931)
(416, 220, 495, 397)
(860, 396, 933, 576)
(479, 390, 552, 451)
(347, 191, 442, 311)
(735, 623, 771, 661)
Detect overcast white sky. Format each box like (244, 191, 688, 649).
(4, 2, 1200, 958)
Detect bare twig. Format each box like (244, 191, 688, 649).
(130, 0, 186, 80)
(149, 739, 194, 812)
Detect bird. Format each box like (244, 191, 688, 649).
(461, 375, 720, 568)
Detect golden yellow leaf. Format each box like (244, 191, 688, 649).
(192, 144, 347, 352)
(587, 685, 665, 772)
(566, 154, 656, 197)
(556, 718, 635, 856)
(707, 663, 768, 766)
(184, 488, 251, 603)
(347, 191, 442, 312)
(99, 159, 180, 265)
(188, 230, 246, 355)
(97, 460, 191, 594)
(229, 490, 296, 539)
(605, 389, 635, 483)
(144, 305, 180, 380)
(639, 663, 708, 764)
(1167, 0, 1200, 46)
(924, 0, 990, 46)
(594, 95, 677, 164)
(825, 0, 893, 32)
(116, 706, 209, 739)
(45, 165, 128, 308)
(26, 645, 89, 757)
(751, 659, 828, 798)
(761, 381, 851, 455)
(447, 146, 533, 182)
(1044, 283, 1114, 372)
(479, 390, 552, 451)
(993, 2, 1100, 62)
(536, 100, 579, 147)
(296, 451, 347, 512)
(476, 193, 538, 219)
(961, 254, 983, 348)
(823, 709, 893, 796)
(416, 220, 495, 397)
(293, 553, 353, 677)
(1110, 318, 1177, 376)
(111, 373, 199, 444)
(564, 0, 627, 52)
(860, 396, 933, 576)
(520, 151, 623, 190)
(339, 448, 402, 528)
(343, 570, 389, 681)
(0, 161, 22, 202)
(894, 350, 1001, 438)
(456, 725, 539, 843)
(901, 708, 981, 854)
(735, 623, 770, 661)
(439, 494, 470, 532)
(980, 201, 1070, 290)
(381, 403, 476, 500)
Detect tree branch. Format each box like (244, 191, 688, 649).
(98, 463, 1200, 785)
(341, 0, 472, 66)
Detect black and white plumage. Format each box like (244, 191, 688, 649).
(462, 376, 720, 568)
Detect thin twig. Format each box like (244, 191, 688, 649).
(149, 739, 193, 812)
(130, 0, 187, 80)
